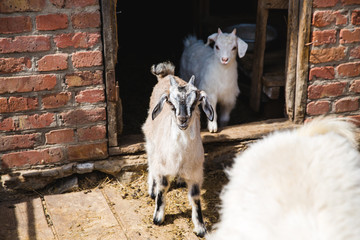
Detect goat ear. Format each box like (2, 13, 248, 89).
(199, 91, 214, 121)
(231, 28, 236, 35)
(188, 75, 195, 86)
(169, 76, 178, 87)
(152, 93, 168, 120)
(206, 32, 219, 45)
(237, 37, 248, 58)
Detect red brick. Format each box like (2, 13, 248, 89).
(0, 98, 7, 112)
(0, 57, 31, 74)
(18, 113, 56, 130)
(350, 46, 360, 59)
(0, 35, 51, 54)
(60, 108, 106, 126)
(341, 0, 360, 5)
(1, 147, 63, 169)
(311, 30, 337, 46)
(77, 125, 106, 142)
(0, 118, 15, 132)
(348, 115, 360, 126)
(42, 92, 71, 109)
(306, 101, 330, 115)
(0, 133, 41, 152)
(67, 142, 108, 161)
(0, 16, 32, 34)
(37, 54, 68, 71)
(0, 0, 45, 13)
(334, 97, 359, 113)
(6, 97, 38, 113)
(308, 82, 346, 99)
(337, 62, 360, 77)
(54, 32, 100, 49)
(65, 70, 103, 87)
(340, 28, 360, 44)
(309, 46, 346, 64)
(36, 14, 68, 31)
(352, 10, 360, 25)
(309, 66, 335, 80)
(71, 12, 100, 29)
(312, 10, 347, 27)
(45, 129, 74, 144)
(313, 0, 338, 7)
(0, 74, 57, 94)
(75, 89, 104, 103)
(350, 79, 360, 92)
(50, 0, 97, 8)
(72, 51, 102, 68)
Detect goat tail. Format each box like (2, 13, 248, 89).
(151, 61, 175, 79)
(183, 35, 198, 47)
(298, 116, 358, 147)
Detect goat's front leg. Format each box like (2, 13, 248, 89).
(207, 97, 218, 133)
(148, 173, 156, 199)
(188, 182, 206, 237)
(153, 175, 169, 225)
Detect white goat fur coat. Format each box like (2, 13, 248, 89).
(142, 75, 204, 184)
(207, 118, 360, 240)
(180, 36, 239, 110)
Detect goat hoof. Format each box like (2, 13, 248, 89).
(208, 121, 218, 133)
(194, 227, 206, 238)
(153, 217, 163, 225)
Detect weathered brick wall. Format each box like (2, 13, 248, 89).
(0, 0, 108, 171)
(308, 0, 360, 121)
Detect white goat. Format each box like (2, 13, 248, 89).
(180, 28, 248, 133)
(207, 117, 360, 240)
(142, 61, 214, 237)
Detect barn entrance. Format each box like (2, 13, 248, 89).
(101, 0, 311, 150)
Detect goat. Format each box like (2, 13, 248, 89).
(142, 61, 214, 237)
(207, 117, 360, 240)
(180, 28, 248, 133)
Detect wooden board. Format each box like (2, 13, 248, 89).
(0, 197, 54, 240)
(44, 190, 127, 240)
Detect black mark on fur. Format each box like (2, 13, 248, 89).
(161, 176, 168, 187)
(150, 179, 156, 199)
(195, 199, 204, 224)
(191, 184, 200, 197)
(156, 191, 163, 212)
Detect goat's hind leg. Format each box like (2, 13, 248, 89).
(148, 173, 156, 199)
(188, 182, 206, 237)
(153, 175, 169, 225)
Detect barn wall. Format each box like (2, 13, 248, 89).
(0, 0, 108, 171)
(307, 0, 360, 122)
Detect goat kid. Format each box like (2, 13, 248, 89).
(180, 28, 248, 133)
(142, 62, 214, 237)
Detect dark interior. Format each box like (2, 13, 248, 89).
(116, 0, 288, 135)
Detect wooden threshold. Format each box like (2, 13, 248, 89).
(109, 118, 297, 156)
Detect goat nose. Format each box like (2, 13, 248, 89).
(222, 57, 228, 62)
(179, 116, 187, 124)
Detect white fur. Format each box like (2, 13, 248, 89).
(142, 62, 207, 236)
(207, 117, 360, 240)
(180, 28, 248, 132)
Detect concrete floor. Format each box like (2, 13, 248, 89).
(0, 185, 203, 240)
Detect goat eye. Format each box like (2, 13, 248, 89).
(215, 45, 219, 50)
(232, 46, 237, 51)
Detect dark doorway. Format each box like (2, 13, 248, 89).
(116, 0, 287, 135)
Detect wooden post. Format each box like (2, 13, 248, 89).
(250, 0, 269, 112)
(101, 0, 122, 147)
(294, 0, 312, 123)
(285, 0, 299, 121)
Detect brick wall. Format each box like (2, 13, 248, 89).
(308, 0, 360, 122)
(0, 0, 108, 171)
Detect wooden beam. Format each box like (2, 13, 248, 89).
(294, 0, 312, 123)
(101, 0, 122, 146)
(285, 0, 299, 121)
(250, 1, 269, 112)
